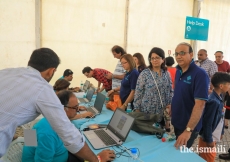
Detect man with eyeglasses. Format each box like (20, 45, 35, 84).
(0, 48, 114, 162)
(195, 49, 218, 94)
(22, 90, 115, 162)
(171, 42, 209, 149)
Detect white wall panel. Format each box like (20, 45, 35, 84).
(197, 0, 230, 62)
(127, 0, 193, 64)
(0, 0, 35, 69)
(42, 0, 126, 86)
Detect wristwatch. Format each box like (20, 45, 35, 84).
(123, 103, 128, 107)
(185, 127, 193, 132)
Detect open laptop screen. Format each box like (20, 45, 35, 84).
(83, 80, 90, 91)
(107, 109, 135, 142)
(86, 87, 95, 101)
(93, 93, 105, 112)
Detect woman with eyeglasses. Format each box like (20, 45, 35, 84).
(133, 47, 173, 132)
(133, 53, 147, 73)
(53, 79, 93, 119)
(108, 54, 139, 110)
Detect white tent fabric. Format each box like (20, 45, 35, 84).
(0, 0, 229, 86)
(0, 0, 35, 69)
(197, 0, 230, 62)
(42, 0, 127, 85)
(127, 0, 193, 62)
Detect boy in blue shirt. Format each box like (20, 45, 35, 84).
(199, 72, 230, 162)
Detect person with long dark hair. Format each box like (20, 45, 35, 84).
(133, 53, 147, 73)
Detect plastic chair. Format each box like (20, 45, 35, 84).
(21, 115, 43, 129)
(1, 137, 24, 162)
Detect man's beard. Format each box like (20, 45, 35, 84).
(46, 70, 55, 82)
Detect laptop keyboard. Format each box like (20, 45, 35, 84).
(94, 129, 117, 146)
(88, 107, 96, 114)
(79, 98, 87, 103)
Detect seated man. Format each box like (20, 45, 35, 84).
(82, 67, 112, 93)
(53, 79, 94, 119)
(22, 90, 115, 162)
(60, 69, 74, 81)
(60, 69, 80, 92)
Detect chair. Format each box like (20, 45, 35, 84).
(21, 115, 43, 129)
(1, 137, 24, 162)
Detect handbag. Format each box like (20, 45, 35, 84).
(150, 69, 171, 122)
(129, 111, 165, 138)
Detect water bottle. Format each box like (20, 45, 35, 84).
(80, 80, 84, 90)
(161, 134, 176, 142)
(129, 148, 138, 162)
(126, 103, 132, 113)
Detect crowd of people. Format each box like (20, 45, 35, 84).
(0, 42, 230, 162)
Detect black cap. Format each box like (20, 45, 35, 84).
(63, 69, 73, 77)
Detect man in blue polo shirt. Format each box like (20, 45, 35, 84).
(171, 42, 209, 149)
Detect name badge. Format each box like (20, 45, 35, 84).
(24, 129, 37, 146)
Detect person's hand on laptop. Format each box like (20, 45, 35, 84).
(97, 149, 116, 162)
(73, 87, 80, 92)
(82, 112, 94, 118)
(79, 106, 87, 111)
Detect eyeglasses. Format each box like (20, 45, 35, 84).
(150, 57, 161, 61)
(121, 61, 128, 65)
(173, 51, 190, 57)
(64, 105, 79, 110)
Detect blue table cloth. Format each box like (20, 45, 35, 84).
(72, 93, 205, 162)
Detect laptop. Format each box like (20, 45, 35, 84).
(83, 108, 135, 149)
(80, 92, 105, 115)
(78, 87, 95, 103)
(82, 80, 90, 92)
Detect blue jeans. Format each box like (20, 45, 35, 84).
(174, 127, 199, 148)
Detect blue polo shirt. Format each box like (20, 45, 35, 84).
(120, 69, 139, 106)
(171, 60, 209, 131)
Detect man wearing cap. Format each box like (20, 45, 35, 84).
(60, 69, 80, 92)
(171, 42, 209, 149)
(60, 69, 74, 81)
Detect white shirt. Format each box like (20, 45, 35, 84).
(213, 118, 223, 142)
(0, 67, 84, 157)
(112, 60, 125, 89)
